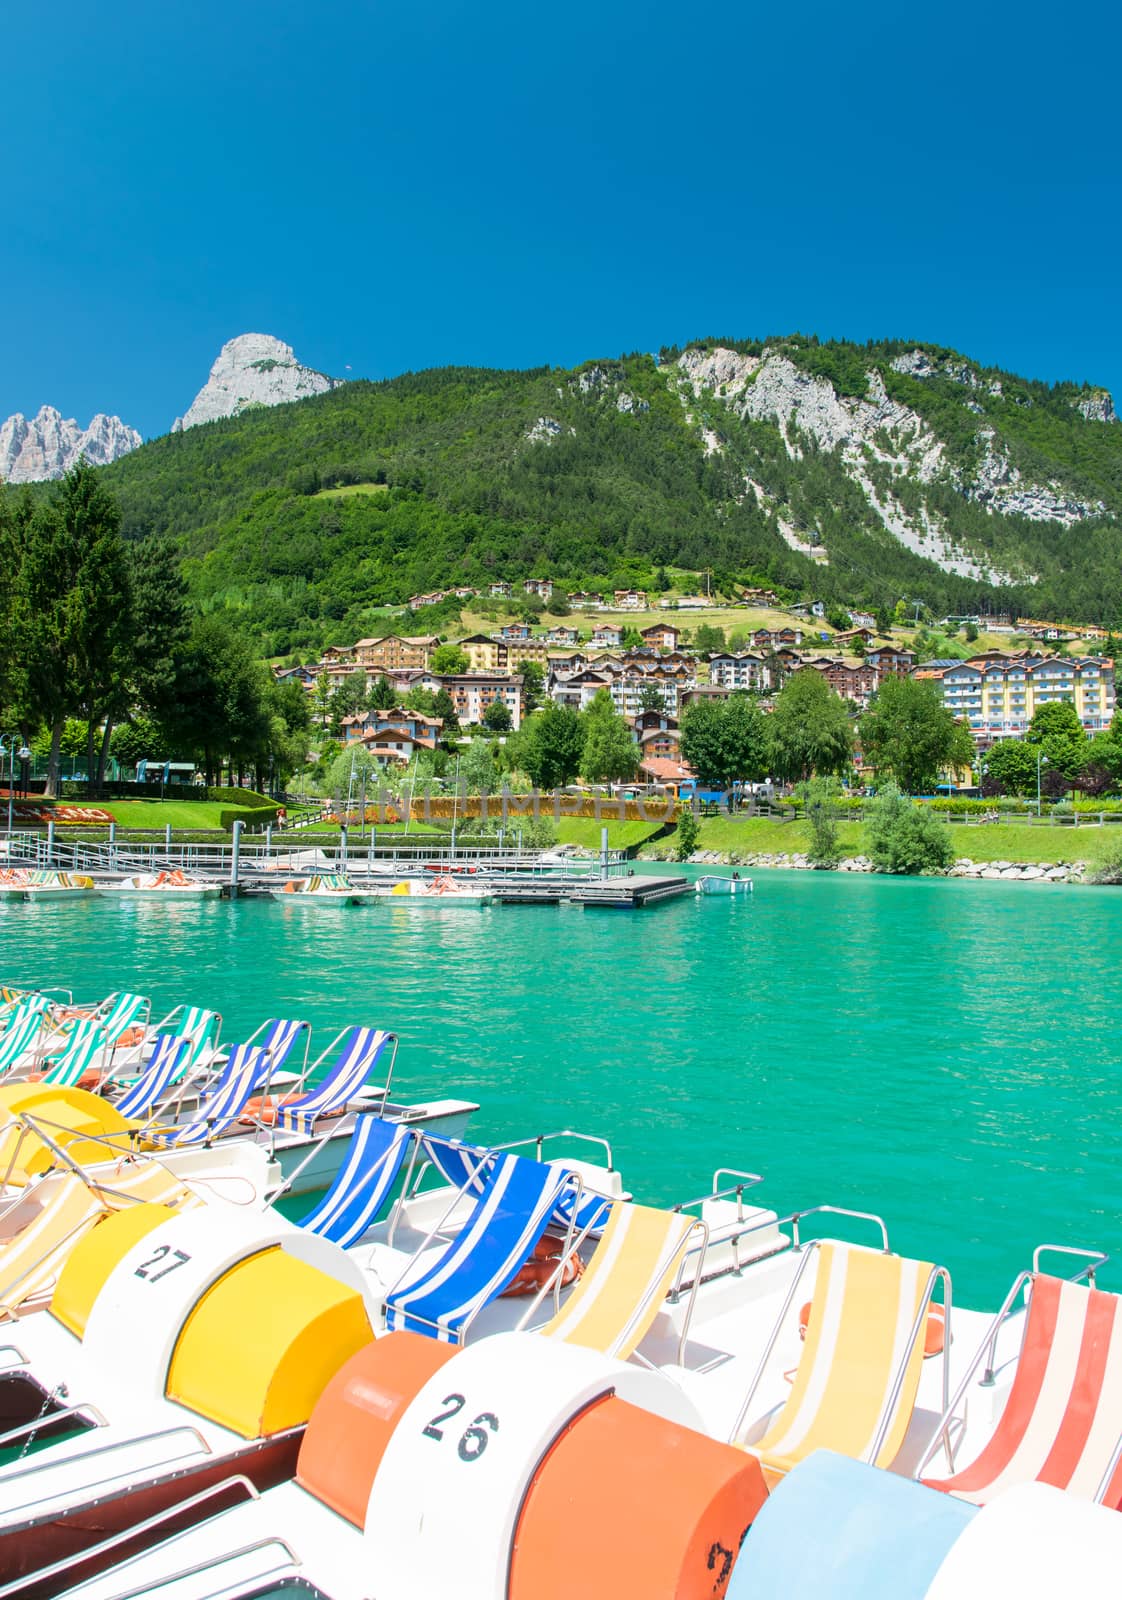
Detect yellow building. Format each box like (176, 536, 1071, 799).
(918, 652, 1115, 739)
(458, 634, 506, 672)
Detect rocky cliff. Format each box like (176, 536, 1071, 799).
(173, 333, 338, 432)
(674, 343, 1116, 586)
(0, 406, 141, 483)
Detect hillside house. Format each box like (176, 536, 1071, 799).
(641, 623, 681, 651)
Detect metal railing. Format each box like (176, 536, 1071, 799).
(0, 831, 622, 881)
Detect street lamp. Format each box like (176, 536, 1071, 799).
(1036, 750, 1049, 817)
(1, 735, 16, 838)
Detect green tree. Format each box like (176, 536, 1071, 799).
(859, 676, 975, 794)
(482, 698, 512, 733)
(430, 643, 470, 674)
(675, 804, 699, 860)
(514, 702, 586, 788)
(367, 674, 396, 710)
(520, 660, 545, 714)
(980, 738, 1039, 796)
(964, 622, 979, 642)
(8, 464, 132, 796)
(459, 735, 498, 796)
(865, 786, 955, 874)
(579, 691, 640, 783)
(622, 628, 644, 650)
(680, 695, 771, 789)
(693, 624, 726, 653)
(769, 670, 853, 784)
(163, 617, 270, 786)
(638, 686, 665, 712)
(1026, 700, 1088, 784)
(807, 802, 842, 868)
(110, 714, 169, 768)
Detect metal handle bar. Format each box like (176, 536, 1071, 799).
(0, 1421, 212, 1495)
(98, 1537, 302, 1600)
(0, 1473, 260, 1599)
(489, 1130, 615, 1171)
(0, 1401, 108, 1450)
(1033, 1242, 1109, 1285)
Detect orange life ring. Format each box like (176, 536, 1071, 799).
(240, 1093, 302, 1126)
(240, 1094, 346, 1126)
(501, 1237, 584, 1298)
(797, 1298, 946, 1357)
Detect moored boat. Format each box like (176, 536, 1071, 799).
(0, 868, 95, 901)
(696, 873, 753, 895)
(270, 873, 378, 905)
(104, 870, 221, 899)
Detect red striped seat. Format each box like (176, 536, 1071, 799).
(925, 1274, 1122, 1507)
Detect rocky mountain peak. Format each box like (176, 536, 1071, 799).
(0, 404, 141, 483)
(172, 333, 339, 432)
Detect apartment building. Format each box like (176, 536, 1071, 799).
(915, 652, 1116, 739)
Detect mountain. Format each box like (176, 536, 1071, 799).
(172, 333, 339, 431)
(0, 405, 141, 483)
(88, 335, 1122, 655)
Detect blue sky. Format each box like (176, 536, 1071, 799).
(4, 0, 1119, 438)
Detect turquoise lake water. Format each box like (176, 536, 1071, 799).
(2, 870, 1120, 1306)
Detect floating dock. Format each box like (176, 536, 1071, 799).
(492, 875, 690, 909)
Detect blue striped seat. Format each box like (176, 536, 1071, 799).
(298, 1117, 412, 1246)
(275, 1026, 392, 1135)
(385, 1153, 575, 1343)
(146, 1043, 268, 1147)
(428, 1136, 612, 1238)
(114, 1034, 194, 1119)
(253, 1017, 309, 1076)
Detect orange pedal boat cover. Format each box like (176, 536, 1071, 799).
(296, 1330, 458, 1527)
(510, 1395, 768, 1600)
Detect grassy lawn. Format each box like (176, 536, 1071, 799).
(645, 815, 1120, 866)
(91, 801, 250, 829)
(554, 817, 668, 851)
(311, 482, 388, 500)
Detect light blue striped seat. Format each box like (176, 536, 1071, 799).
(145, 1043, 268, 1147)
(275, 1026, 392, 1136)
(114, 1034, 194, 1119)
(0, 997, 51, 1074)
(298, 1117, 412, 1246)
(385, 1152, 575, 1343)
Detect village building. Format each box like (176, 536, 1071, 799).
(341, 707, 443, 755)
(707, 652, 771, 693)
(523, 577, 554, 600)
(458, 633, 506, 672)
(436, 672, 525, 730)
(640, 623, 681, 651)
(590, 624, 624, 649)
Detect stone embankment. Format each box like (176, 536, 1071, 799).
(646, 848, 1088, 883)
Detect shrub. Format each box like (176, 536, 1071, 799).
(806, 802, 842, 868)
(865, 786, 955, 875)
(676, 806, 699, 861)
(1091, 841, 1122, 884)
(208, 786, 273, 805)
(219, 804, 280, 831)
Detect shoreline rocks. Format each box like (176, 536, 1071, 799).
(640, 847, 1088, 883)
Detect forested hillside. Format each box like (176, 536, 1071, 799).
(70, 337, 1122, 655)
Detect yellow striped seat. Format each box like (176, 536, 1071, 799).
(749, 1242, 935, 1483)
(537, 1202, 698, 1359)
(0, 1175, 108, 1318)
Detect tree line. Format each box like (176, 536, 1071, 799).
(0, 465, 310, 795)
